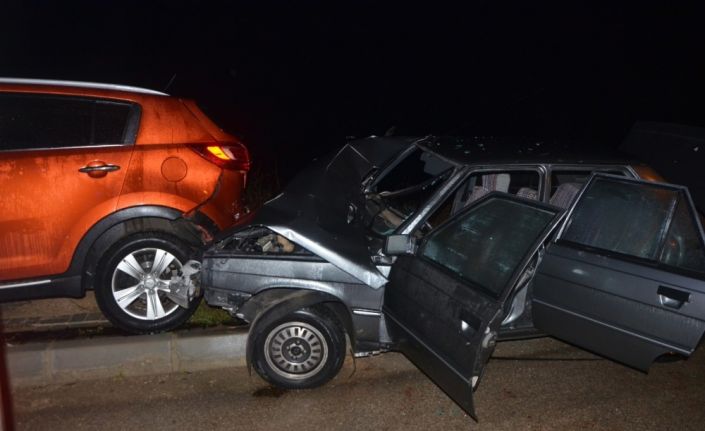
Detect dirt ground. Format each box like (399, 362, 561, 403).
(12, 337, 705, 431)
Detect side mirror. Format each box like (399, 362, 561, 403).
(384, 234, 417, 256)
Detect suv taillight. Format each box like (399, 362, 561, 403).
(190, 142, 250, 171)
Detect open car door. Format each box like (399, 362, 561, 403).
(534, 174, 705, 371)
(382, 194, 564, 419)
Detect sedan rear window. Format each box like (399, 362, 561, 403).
(420, 197, 558, 297)
(0, 93, 139, 151)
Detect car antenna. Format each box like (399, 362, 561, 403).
(163, 73, 177, 93)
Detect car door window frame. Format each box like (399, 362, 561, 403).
(545, 164, 633, 202)
(400, 165, 546, 236)
(554, 173, 705, 280)
(416, 193, 565, 301)
(461, 164, 546, 203)
(0, 92, 141, 153)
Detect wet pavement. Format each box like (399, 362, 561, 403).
(13, 337, 705, 430)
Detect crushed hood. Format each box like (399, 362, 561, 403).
(249, 137, 413, 288)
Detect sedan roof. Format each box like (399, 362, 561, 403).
(420, 136, 636, 166)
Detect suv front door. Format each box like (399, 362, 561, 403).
(0, 93, 139, 283)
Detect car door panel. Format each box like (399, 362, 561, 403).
(385, 256, 505, 419)
(0, 93, 138, 281)
(534, 244, 705, 370)
(534, 175, 705, 370)
(383, 195, 563, 419)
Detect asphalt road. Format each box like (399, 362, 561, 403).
(13, 337, 705, 430)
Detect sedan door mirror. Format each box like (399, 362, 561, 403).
(384, 234, 417, 255)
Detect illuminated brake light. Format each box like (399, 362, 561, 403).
(190, 143, 251, 171)
(207, 146, 231, 160)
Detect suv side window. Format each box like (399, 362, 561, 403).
(0, 93, 140, 151)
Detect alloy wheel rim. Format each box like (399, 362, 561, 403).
(111, 247, 182, 321)
(264, 321, 329, 380)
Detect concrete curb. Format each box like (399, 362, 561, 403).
(6, 327, 249, 387)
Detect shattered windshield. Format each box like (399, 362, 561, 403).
(365, 147, 454, 235)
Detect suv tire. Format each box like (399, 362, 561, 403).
(94, 232, 200, 334)
(252, 308, 346, 389)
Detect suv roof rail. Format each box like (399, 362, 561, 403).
(0, 78, 168, 96)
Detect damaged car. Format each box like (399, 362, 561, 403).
(183, 136, 705, 418)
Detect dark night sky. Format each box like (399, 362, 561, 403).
(1, 1, 704, 179)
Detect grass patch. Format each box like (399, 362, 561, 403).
(188, 302, 233, 327)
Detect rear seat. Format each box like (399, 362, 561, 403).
(549, 182, 582, 208)
(466, 173, 511, 205)
(516, 187, 538, 200)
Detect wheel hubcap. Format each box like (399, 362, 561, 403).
(264, 321, 329, 380)
(111, 247, 183, 321)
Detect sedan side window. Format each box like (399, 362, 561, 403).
(659, 199, 705, 273)
(561, 176, 705, 275)
(421, 197, 557, 297)
(550, 169, 625, 209)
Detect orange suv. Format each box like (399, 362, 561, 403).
(0, 78, 250, 333)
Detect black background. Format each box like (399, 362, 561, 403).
(2, 1, 704, 181)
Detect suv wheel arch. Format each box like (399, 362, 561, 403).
(73, 205, 218, 293)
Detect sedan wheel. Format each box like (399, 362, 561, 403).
(252, 307, 346, 389)
(264, 321, 329, 380)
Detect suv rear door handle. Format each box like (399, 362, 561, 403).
(79, 162, 120, 178)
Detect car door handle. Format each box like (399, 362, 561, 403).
(79, 164, 120, 173)
(459, 310, 481, 340)
(657, 285, 690, 309)
(79, 162, 120, 178)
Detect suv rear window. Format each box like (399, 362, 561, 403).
(0, 93, 139, 151)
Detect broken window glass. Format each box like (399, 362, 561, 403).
(367, 148, 453, 235)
